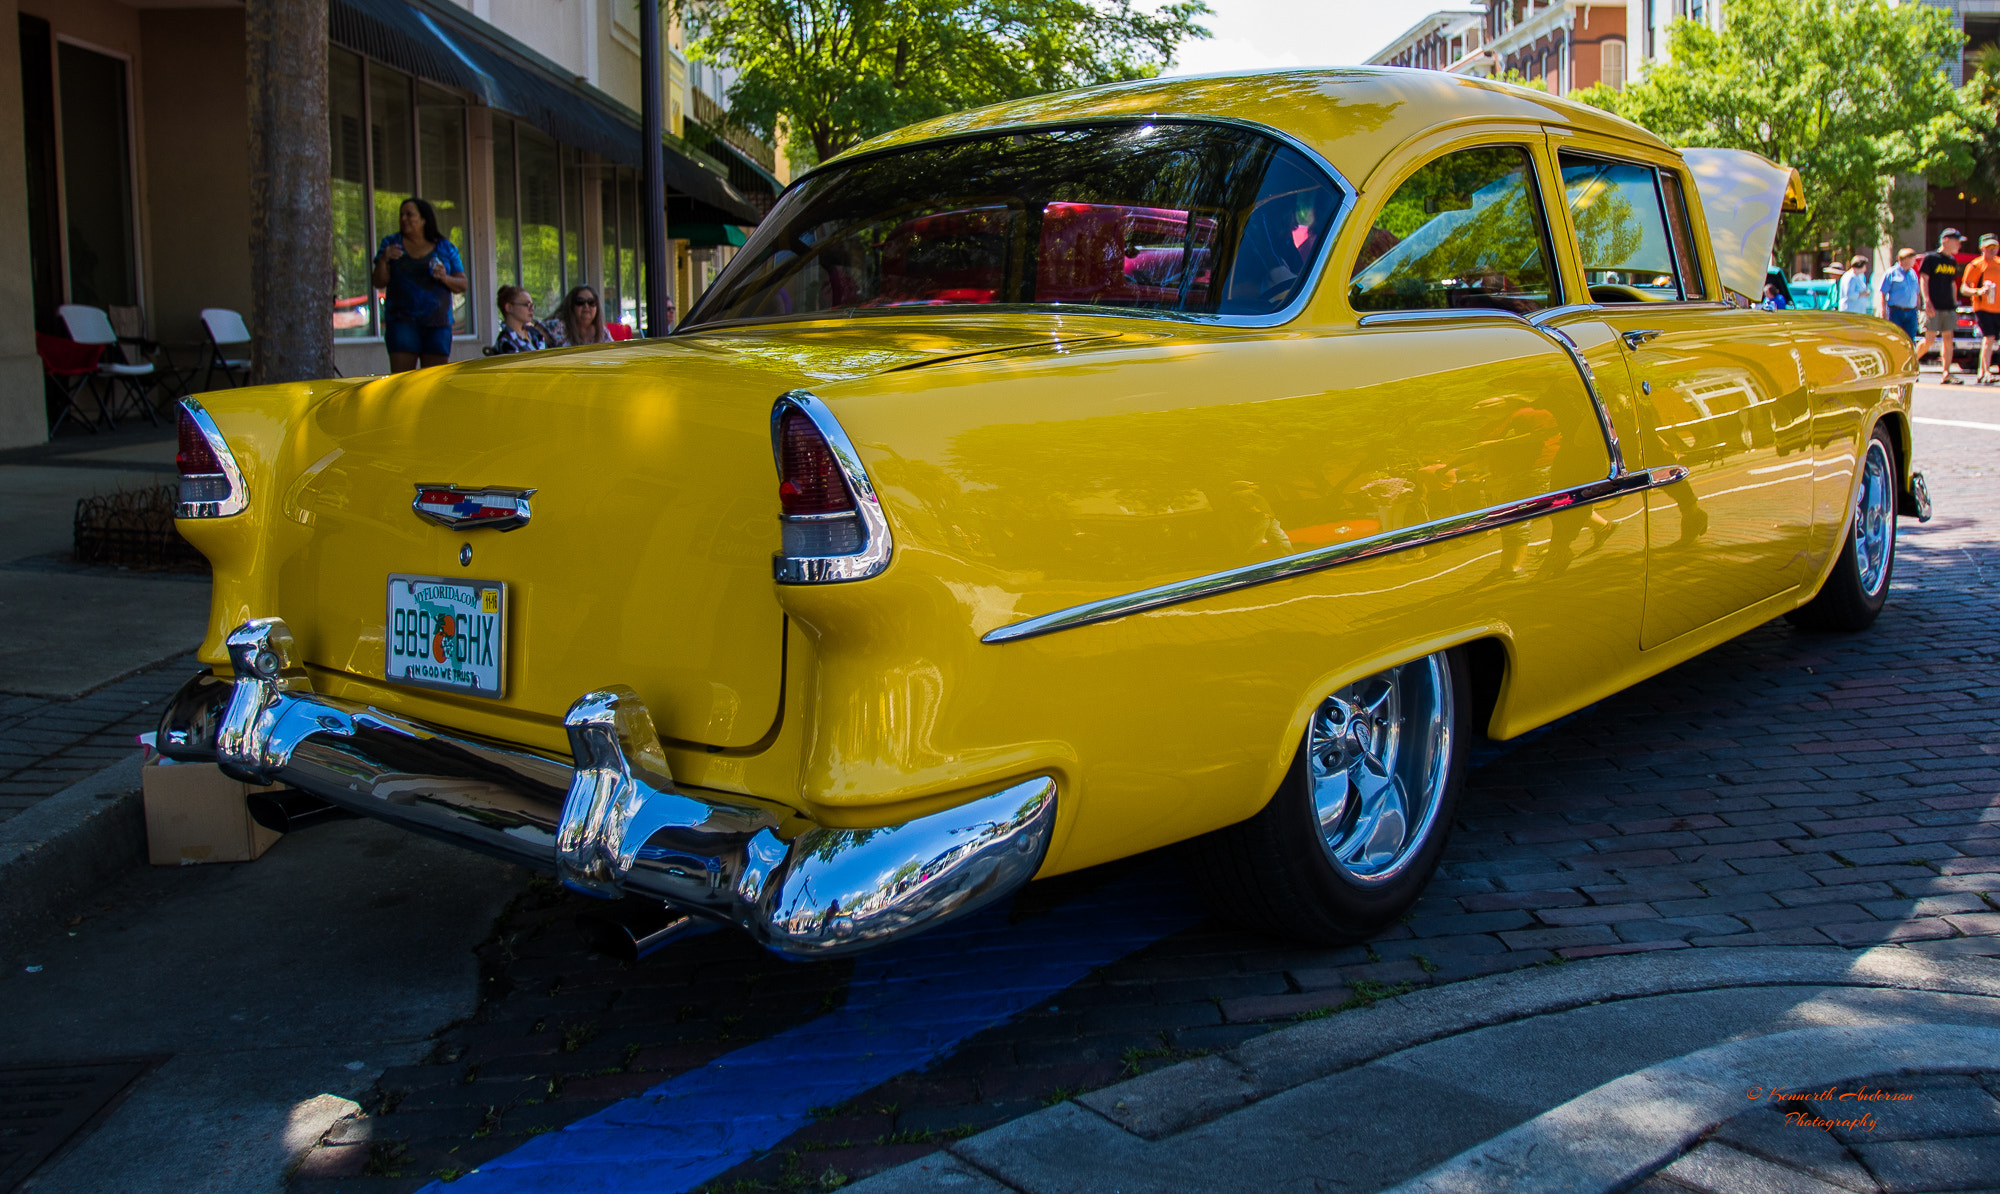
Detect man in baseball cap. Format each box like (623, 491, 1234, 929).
(1963, 232, 2000, 383)
(1919, 229, 1964, 382)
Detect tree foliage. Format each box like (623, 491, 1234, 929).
(1573, 0, 1969, 257)
(667, 0, 1212, 166)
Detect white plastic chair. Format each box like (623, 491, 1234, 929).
(58, 303, 160, 429)
(200, 308, 252, 390)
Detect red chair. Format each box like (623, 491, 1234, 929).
(35, 331, 105, 438)
(606, 322, 634, 341)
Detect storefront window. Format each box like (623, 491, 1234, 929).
(518, 128, 563, 316)
(326, 56, 476, 339)
(618, 171, 641, 332)
(562, 145, 585, 299)
(601, 177, 620, 326)
(418, 82, 471, 335)
(330, 49, 372, 336)
(493, 116, 518, 290)
(369, 64, 414, 267)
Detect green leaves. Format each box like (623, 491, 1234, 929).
(667, 0, 1212, 165)
(1573, 0, 1971, 257)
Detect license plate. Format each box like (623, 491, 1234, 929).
(386, 574, 507, 698)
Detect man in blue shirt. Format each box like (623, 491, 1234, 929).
(1877, 246, 1922, 342)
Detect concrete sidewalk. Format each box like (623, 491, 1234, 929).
(849, 947, 2000, 1193)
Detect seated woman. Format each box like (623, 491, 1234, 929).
(492, 286, 552, 353)
(544, 285, 614, 347)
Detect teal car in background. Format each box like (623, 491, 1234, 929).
(1789, 278, 1839, 311)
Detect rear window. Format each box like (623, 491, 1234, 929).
(680, 122, 1345, 329)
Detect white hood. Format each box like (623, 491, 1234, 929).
(1682, 148, 1805, 302)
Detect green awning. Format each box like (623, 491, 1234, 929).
(676, 223, 748, 247)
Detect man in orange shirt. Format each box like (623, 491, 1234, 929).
(1965, 233, 2000, 384)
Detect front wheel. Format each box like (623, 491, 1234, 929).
(1185, 649, 1469, 943)
(1787, 424, 1897, 632)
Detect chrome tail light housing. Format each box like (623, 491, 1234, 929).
(176, 398, 248, 518)
(770, 391, 892, 583)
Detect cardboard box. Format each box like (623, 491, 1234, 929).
(141, 760, 285, 865)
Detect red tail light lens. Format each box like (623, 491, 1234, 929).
(177, 408, 223, 475)
(777, 409, 855, 517)
(175, 402, 246, 517)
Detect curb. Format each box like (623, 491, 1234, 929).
(1389, 1023, 2000, 1193)
(844, 947, 2000, 1193)
(0, 753, 146, 960)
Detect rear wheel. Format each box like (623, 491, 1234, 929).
(1787, 424, 1897, 632)
(1186, 649, 1469, 943)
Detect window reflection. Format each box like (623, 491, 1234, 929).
(684, 122, 1343, 328)
(1350, 145, 1555, 314)
(1560, 155, 1680, 302)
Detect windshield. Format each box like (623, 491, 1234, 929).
(681, 122, 1345, 329)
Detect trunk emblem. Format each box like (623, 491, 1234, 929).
(413, 484, 535, 532)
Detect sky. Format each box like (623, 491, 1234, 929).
(1161, 0, 1476, 75)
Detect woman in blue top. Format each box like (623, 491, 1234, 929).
(371, 197, 468, 372)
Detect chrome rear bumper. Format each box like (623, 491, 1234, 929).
(158, 618, 1057, 958)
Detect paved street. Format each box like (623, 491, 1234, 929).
(4, 382, 1997, 1193)
(261, 378, 2000, 1193)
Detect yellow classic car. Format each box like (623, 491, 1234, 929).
(159, 69, 1930, 958)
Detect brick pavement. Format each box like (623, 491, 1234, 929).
(274, 401, 1999, 1193)
(0, 652, 197, 823)
(1633, 1071, 2000, 1194)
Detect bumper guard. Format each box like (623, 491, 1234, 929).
(158, 618, 1057, 958)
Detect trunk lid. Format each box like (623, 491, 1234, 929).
(270, 322, 1098, 749)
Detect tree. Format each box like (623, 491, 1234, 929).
(246, 0, 336, 382)
(668, 0, 1213, 166)
(1572, 0, 1970, 258)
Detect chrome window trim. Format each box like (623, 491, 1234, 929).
(770, 390, 895, 584)
(176, 396, 249, 519)
(982, 465, 1689, 644)
(679, 115, 1358, 334)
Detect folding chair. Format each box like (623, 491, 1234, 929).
(109, 304, 194, 403)
(59, 304, 160, 429)
(35, 330, 104, 438)
(199, 308, 253, 390)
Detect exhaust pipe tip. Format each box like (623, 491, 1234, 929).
(576, 901, 713, 963)
(246, 790, 358, 834)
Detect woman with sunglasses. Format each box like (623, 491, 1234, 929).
(491, 286, 552, 354)
(545, 285, 615, 347)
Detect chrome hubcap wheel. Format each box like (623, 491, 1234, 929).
(1307, 654, 1454, 885)
(1853, 439, 1894, 598)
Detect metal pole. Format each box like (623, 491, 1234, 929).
(640, 0, 670, 334)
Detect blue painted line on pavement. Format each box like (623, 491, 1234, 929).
(428, 869, 1201, 1193)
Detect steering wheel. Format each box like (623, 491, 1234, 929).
(1589, 284, 1662, 304)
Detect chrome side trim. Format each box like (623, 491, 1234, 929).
(162, 619, 1058, 959)
(1527, 320, 1625, 475)
(175, 397, 249, 519)
(1355, 309, 1529, 327)
(770, 390, 895, 584)
(982, 465, 1689, 644)
(683, 115, 1358, 334)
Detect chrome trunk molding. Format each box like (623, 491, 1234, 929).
(161, 619, 1056, 958)
(982, 465, 1690, 644)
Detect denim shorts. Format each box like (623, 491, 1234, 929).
(384, 319, 453, 357)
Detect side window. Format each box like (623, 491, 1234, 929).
(1559, 154, 1682, 302)
(1657, 170, 1706, 299)
(1349, 146, 1558, 314)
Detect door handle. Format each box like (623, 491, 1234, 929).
(1621, 329, 1664, 350)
